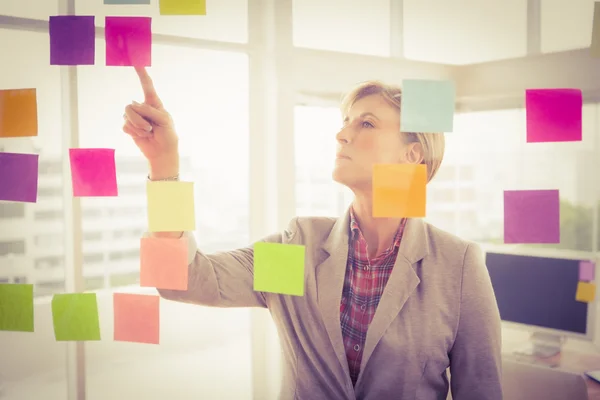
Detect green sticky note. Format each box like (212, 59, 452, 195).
(253, 243, 305, 296)
(0, 284, 34, 332)
(51, 293, 101, 341)
(400, 79, 455, 133)
(159, 0, 206, 15)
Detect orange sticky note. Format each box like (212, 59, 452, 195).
(0, 89, 38, 138)
(140, 236, 188, 290)
(575, 281, 596, 303)
(113, 293, 159, 344)
(373, 164, 427, 218)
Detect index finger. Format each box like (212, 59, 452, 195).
(135, 67, 163, 109)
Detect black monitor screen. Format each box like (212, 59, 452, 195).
(485, 252, 588, 335)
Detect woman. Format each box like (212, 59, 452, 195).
(123, 67, 502, 400)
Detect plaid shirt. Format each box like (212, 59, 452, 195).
(339, 208, 407, 385)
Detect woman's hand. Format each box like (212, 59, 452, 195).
(123, 67, 179, 178)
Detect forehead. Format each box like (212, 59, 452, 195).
(346, 94, 399, 122)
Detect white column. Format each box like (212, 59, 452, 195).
(526, 0, 541, 56)
(389, 0, 404, 58)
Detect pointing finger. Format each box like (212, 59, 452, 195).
(135, 67, 164, 109)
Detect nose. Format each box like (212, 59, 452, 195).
(336, 125, 351, 144)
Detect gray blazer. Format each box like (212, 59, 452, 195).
(158, 210, 503, 400)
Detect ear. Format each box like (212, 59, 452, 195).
(405, 142, 424, 164)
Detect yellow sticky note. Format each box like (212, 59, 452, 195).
(147, 181, 195, 232)
(373, 164, 427, 218)
(0, 88, 38, 138)
(159, 0, 206, 15)
(592, 2, 600, 57)
(254, 243, 305, 296)
(575, 281, 596, 303)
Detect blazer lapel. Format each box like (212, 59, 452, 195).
(316, 210, 352, 380)
(356, 218, 429, 386)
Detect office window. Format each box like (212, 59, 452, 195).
(403, 0, 527, 64)
(83, 253, 104, 264)
(37, 187, 63, 197)
(83, 231, 103, 241)
(293, 0, 391, 57)
(0, 240, 25, 256)
(0, 29, 68, 400)
(541, 0, 596, 54)
(75, 0, 248, 43)
(77, 40, 252, 399)
(34, 234, 63, 248)
(294, 105, 351, 217)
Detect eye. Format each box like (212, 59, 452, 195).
(362, 121, 374, 128)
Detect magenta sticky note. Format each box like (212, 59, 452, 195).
(504, 190, 560, 244)
(526, 89, 582, 143)
(0, 153, 39, 203)
(69, 149, 118, 197)
(49, 16, 95, 66)
(579, 261, 595, 281)
(105, 17, 152, 67)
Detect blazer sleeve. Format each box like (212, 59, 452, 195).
(449, 243, 503, 400)
(155, 218, 298, 308)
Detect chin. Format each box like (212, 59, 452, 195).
(332, 166, 355, 187)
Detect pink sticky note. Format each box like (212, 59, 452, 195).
(105, 17, 152, 67)
(580, 261, 595, 281)
(113, 293, 159, 344)
(140, 236, 188, 290)
(526, 89, 582, 143)
(69, 149, 118, 197)
(504, 190, 560, 244)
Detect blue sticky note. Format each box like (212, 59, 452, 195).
(579, 261, 595, 281)
(104, 0, 150, 4)
(400, 79, 455, 133)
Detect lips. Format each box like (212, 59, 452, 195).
(336, 154, 350, 160)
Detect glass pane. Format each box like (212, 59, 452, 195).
(541, 0, 596, 54)
(295, 105, 352, 217)
(0, 0, 57, 20)
(75, 0, 247, 43)
(293, 0, 391, 57)
(0, 29, 67, 400)
(77, 41, 251, 399)
(434, 106, 597, 253)
(403, 0, 527, 64)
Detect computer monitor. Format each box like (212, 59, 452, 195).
(484, 249, 597, 357)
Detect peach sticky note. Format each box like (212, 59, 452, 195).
(0, 89, 38, 138)
(159, 0, 206, 15)
(592, 2, 600, 57)
(51, 293, 101, 341)
(575, 281, 596, 303)
(526, 89, 582, 143)
(140, 236, 188, 290)
(373, 164, 427, 218)
(69, 148, 118, 197)
(0, 284, 34, 332)
(254, 243, 305, 296)
(147, 181, 195, 232)
(105, 17, 152, 67)
(113, 293, 159, 344)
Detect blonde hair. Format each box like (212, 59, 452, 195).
(340, 81, 446, 183)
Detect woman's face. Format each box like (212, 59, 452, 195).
(332, 94, 420, 191)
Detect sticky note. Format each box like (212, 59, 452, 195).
(254, 243, 305, 296)
(0, 89, 38, 138)
(504, 190, 560, 244)
(49, 16, 95, 66)
(104, 0, 150, 4)
(105, 17, 152, 67)
(0, 284, 34, 332)
(147, 181, 195, 232)
(372, 164, 427, 218)
(400, 79, 455, 133)
(113, 293, 159, 344)
(159, 0, 207, 15)
(69, 148, 118, 197)
(525, 89, 582, 143)
(575, 282, 596, 303)
(0, 153, 39, 203)
(140, 236, 188, 290)
(579, 260, 595, 281)
(591, 2, 600, 57)
(51, 293, 101, 341)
